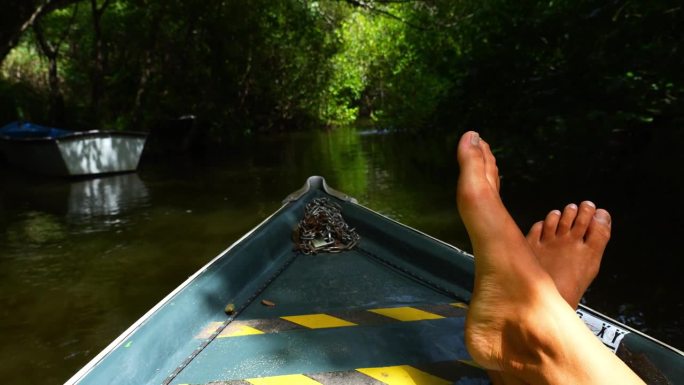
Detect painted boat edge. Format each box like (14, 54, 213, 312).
(578, 304, 684, 356)
(0, 129, 147, 142)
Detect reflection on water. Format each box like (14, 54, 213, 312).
(0, 126, 681, 384)
(66, 173, 149, 231)
(0, 171, 155, 384)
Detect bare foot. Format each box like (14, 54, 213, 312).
(526, 203, 611, 308)
(456, 131, 560, 372)
(491, 206, 611, 384)
(457, 132, 644, 385)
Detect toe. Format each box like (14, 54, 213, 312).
(557, 203, 578, 234)
(457, 132, 486, 212)
(527, 221, 543, 243)
(457, 132, 485, 177)
(457, 131, 493, 204)
(586, 208, 611, 250)
(571, 201, 597, 237)
(541, 209, 561, 241)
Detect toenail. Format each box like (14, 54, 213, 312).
(583, 201, 596, 208)
(551, 210, 561, 216)
(566, 203, 577, 210)
(594, 211, 611, 225)
(470, 132, 480, 145)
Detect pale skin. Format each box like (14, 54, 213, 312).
(456, 131, 644, 385)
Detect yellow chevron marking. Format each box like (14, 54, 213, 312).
(218, 324, 264, 338)
(195, 321, 224, 339)
(357, 365, 451, 385)
(247, 374, 323, 385)
(368, 307, 444, 322)
(281, 314, 357, 329)
(450, 302, 468, 309)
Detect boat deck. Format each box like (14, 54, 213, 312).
(169, 250, 487, 384)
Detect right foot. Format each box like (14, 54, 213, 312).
(526, 203, 611, 308)
(493, 205, 612, 384)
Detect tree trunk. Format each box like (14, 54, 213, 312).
(33, 19, 65, 125)
(131, 51, 152, 128)
(1, 1, 44, 63)
(131, 4, 165, 129)
(90, 0, 111, 129)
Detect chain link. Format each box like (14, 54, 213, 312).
(294, 198, 360, 254)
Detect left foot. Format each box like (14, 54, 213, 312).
(456, 131, 560, 372)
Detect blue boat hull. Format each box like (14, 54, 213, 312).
(65, 177, 684, 385)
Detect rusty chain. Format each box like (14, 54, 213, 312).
(293, 198, 360, 254)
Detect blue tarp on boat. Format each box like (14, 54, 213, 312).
(0, 121, 71, 139)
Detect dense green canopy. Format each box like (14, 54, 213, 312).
(1, 0, 682, 146)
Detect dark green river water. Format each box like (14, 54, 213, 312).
(0, 127, 681, 384)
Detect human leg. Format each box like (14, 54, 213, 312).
(457, 131, 644, 384)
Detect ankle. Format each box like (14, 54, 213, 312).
(498, 291, 572, 379)
(501, 293, 629, 385)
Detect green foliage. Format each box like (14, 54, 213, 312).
(319, 5, 453, 129)
(0, 0, 346, 132)
(1, 38, 49, 89)
(318, 11, 372, 126)
(0, 39, 51, 123)
(0, 0, 682, 146)
(429, 0, 684, 169)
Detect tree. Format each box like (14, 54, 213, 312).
(89, 0, 111, 129)
(32, 3, 79, 125)
(0, 0, 78, 64)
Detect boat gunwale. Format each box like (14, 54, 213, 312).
(0, 130, 147, 143)
(577, 305, 684, 356)
(352, 197, 684, 357)
(293, 178, 684, 358)
(63, 202, 291, 385)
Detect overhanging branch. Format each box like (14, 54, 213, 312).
(1, 0, 80, 64)
(341, 0, 429, 30)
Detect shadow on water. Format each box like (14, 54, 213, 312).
(0, 125, 681, 384)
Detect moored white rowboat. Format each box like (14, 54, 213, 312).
(0, 121, 147, 176)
